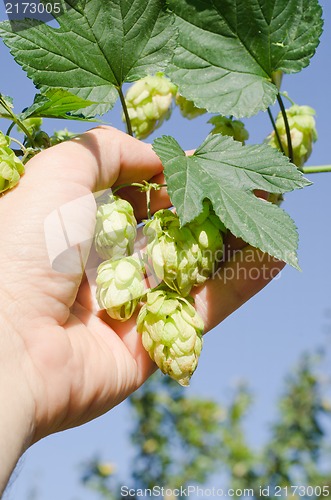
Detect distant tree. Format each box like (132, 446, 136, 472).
(221, 352, 331, 497)
(82, 352, 331, 499)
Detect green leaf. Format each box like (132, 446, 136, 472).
(0, 0, 176, 116)
(153, 134, 311, 269)
(166, 0, 323, 117)
(20, 88, 97, 120)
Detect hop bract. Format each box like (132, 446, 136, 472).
(94, 195, 137, 260)
(144, 204, 224, 296)
(137, 288, 204, 386)
(175, 93, 206, 120)
(96, 256, 146, 321)
(268, 105, 317, 168)
(0, 131, 10, 147)
(124, 73, 177, 139)
(0, 145, 24, 193)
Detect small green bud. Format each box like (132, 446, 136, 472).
(0, 146, 24, 193)
(34, 131, 51, 149)
(94, 195, 137, 260)
(50, 128, 77, 145)
(271, 70, 283, 90)
(209, 116, 249, 144)
(17, 117, 43, 136)
(175, 93, 206, 119)
(137, 288, 204, 386)
(124, 73, 177, 139)
(96, 256, 146, 321)
(267, 105, 317, 168)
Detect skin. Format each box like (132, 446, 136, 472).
(0, 126, 285, 494)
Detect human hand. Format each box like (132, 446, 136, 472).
(0, 126, 284, 490)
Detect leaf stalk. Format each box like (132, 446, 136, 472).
(277, 93, 294, 165)
(303, 165, 331, 174)
(118, 86, 133, 137)
(267, 107, 285, 155)
(6, 121, 15, 136)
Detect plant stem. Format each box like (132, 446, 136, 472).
(146, 186, 152, 220)
(112, 181, 167, 196)
(277, 93, 293, 164)
(0, 95, 36, 148)
(112, 182, 145, 195)
(303, 165, 331, 174)
(267, 107, 285, 155)
(118, 86, 133, 137)
(8, 136, 27, 153)
(6, 121, 15, 136)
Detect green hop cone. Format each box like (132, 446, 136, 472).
(209, 115, 249, 144)
(188, 202, 226, 284)
(267, 105, 318, 168)
(0, 146, 24, 193)
(137, 288, 204, 386)
(16, 117, 43, 136)
(175, 93, 206, 120)
(96, 256, 146, 321)
(94, 195, 137, 260)
(124, 73, 177, 139)
(144, 203, 224, 296)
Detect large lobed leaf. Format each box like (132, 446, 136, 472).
(0, 0, 176, 116)
(166, 0, 323, 117)
(153, 134, 312, 269)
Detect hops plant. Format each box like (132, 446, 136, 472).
(96, 256, 146, 321)
(268, 105, 318, 168)
(124, 73, 177, 139)
(136, 288, 204, 387)
(0, 145, 24, 193)
(144, 203, 225, 297)
(93, 194, 213, 385)
(94, 195, 137, 260)
(0, 1, 323, 388)
(175, 93, 206, 120)
(209, 115, 249, 144)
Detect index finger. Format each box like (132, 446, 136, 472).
(24, 126, 164, 197)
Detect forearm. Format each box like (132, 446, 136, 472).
(0, 319, 35, 496)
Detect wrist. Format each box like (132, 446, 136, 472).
(0, 308, 36, 495)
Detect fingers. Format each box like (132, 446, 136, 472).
(96, 309, 157, 384)
(23, 126, 163, 194)
(191, 247, 285, 333)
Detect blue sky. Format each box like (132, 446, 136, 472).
(1, 1, 331, 499)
